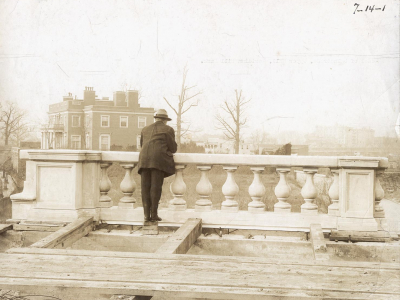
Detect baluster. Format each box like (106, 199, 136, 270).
(300, 169, 318, 214)
(274, 168, 292, 213)
(169, 164, 187, 211)
(221, 166, 239, 212)
(328, 169, 339, 216)
(248, 167, 266, 213)
(374, 170, 385, 218)
(99, 163, 112, 207)
(118, 163, 136, 208)
(195, 165, 213, 211)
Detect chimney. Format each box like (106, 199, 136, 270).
(113, 91, 126, 106)
(126, 90, 139, 110)
(63, 92, 73, 101)
(83, 87, 96, 106)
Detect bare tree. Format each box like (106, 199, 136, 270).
(0, 101, 28, 146)
(163, 67, 201, 151)
(215, 90, 251, 154)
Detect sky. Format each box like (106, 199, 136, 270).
(0, 0, 399, 138)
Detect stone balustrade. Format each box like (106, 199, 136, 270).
(10, 150, 389, 232)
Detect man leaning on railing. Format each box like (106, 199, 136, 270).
(137, 109, 177, 222)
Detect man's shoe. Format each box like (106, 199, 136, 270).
(144, 217, 151, 222)
(151, 216, 162, 222)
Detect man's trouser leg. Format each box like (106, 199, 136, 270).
(150, 169, 164, 219)
(140, 169, 151, 220)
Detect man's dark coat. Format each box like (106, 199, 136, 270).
(138, 120, 177, 178)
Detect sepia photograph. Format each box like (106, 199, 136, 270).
(0, 0, 399, 299)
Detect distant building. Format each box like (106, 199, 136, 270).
(41, 87, 154, 150)
(201, 138, 231, 154)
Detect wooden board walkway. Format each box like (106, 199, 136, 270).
(1, 247, 399, 300)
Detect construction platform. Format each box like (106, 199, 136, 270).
(0, 247, 399, 300)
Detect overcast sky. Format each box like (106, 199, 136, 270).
(0, 0, 399, 137)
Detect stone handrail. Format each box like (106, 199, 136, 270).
(12, 150, 388, 232)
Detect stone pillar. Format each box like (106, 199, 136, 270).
(221, 166, 239, 212)
(374, 170, 385, 218)
(248, 167, 266, 213)
(300, 169, 318, 215)
(99, 163, 112, 208)
(274, 168, 292, 213)
(328, 169, 339, 216)
(118, 163, 136, 209)
(169, 164, 187, 211)
(195, 165, 213, 212)
(337, 159, 379, 231)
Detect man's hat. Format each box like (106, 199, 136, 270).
(154, 109, 172, 121)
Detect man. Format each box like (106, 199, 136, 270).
(138, 109, 177, 222)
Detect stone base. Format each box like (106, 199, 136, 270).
(328, 207, 340, 216)
(98, 201, 113, 208)
(169, 204, 187, 211)
(195, 205, 212, 212)
(274, 207, 291, 214)
(27, 208, 84, 223)
(337, 217, 378, 232)
(11, 201, 35, 220)
(221, 206, 239, 212)
(118, 202, 136, 209)
(248, 206, 265, 213)
(301, 208, 318, 215)
(143, 221, 158, 235)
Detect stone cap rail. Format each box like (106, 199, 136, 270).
(19, 149, 389, 169)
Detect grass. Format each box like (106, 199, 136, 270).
(107, 164, 333, 213)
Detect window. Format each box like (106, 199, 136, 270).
(99, 134, 110, 151)
(72, 115, 80, 127)
(71, 135, 81, 149)
(138, 116, 146, 128)
(101, 115, 110, 127)
(120, 116, 128, 128)
(136, 135, 141, 149)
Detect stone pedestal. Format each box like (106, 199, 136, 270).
(10, 151, 102, 223)
(337, 160, 379, 232)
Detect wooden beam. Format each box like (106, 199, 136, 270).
(156, 218, 202, 254)
(310, 224, 329, 261)
(111, 295, 152, 300)
(0, 224, 12, 234)
(7, 247, 400, 270)
(13, 224, 64, 232)
(29, 217, 93, 249)
(330, 230, 392, 242)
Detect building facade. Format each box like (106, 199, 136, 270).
(41, 87, 154, 151)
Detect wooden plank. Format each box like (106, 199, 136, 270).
(111, 295, 152, 300)
(29, 217, 93, 249)
(13, 224, 63, 232)
(0, 251, 398, 298)
(156, 218, 202, 254)
(0, 224, 12, 234)
(310, 224, 329, 261)
(7, 247, 400, 270)
(0, 268, 400, 300)
(330, 230, 391, 242)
